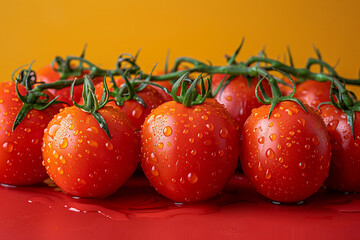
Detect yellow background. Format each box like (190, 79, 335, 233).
(1, 0, 359, 92)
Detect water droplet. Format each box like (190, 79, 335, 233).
(132, 106, 143, 119)
(87, 140, 98, 148)
(53, 150, 59, 159)
(266, 148, 275, 159)
(189, 116, 194, 121)
(57, 167, 64, 175)
(278, 157, 284, 163)
(2, 142, 13, 153)
(258, 137, 265, 144)
(183, 129, 189, 134)
(269, 134, 277, 141)
(151, 166, 159, 176)
(59, 138, 68, 149)
(157, 142, 164, 149)
(304, 144, 310, 150)
(274, 113, 281, 118)
(147, 115, 155, 124)
(206, 123, 214, 131)
(220, 128, 229, 138)
(265, 169, 272, 179)
(189, 138, 195, 143)
(286, 142, 292, 148)
(24, 128, 31, 133)
(191, 149, 197, 155)
(187, 173, 198, 184)
(219, 149, 224, 157)
(289, 131, 295, 136)
(197, 133, 203, 139)
(60, 156, 66, 164)
(150, 152, 158, 162)
(285, 109, 293, 116)
(247, 162, 253, 168)
(77, 138, 83, 144)
(204, 140, 212, 146)
(74, 130, 79, 136)
(48, 124, 60, 137)
(69, 124, 75, 130)
(312, 136, 320, 146)
(258, 162, 263, 171)
(163, 126, 172, 136)
(299, 162, 306, 169)
(87, 126, 99, 134)
(268, 122, 274, 127)
(105, 142, 113, 150)
(298, 118, 306, 127)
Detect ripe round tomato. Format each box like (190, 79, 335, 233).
(240, 101, 331, 203)
(94, 78, 166, 130)
(37, 64, 102, 105)
(212, 74, 271, 136)
(42, 106, 140, 198)
(140, 99, 238, 202)
(0, 82, 62, 185)
(319, 104, 360, 192)
(293, 80, 331, 110)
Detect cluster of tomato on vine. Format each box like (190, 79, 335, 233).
(0, 41, 359, 204)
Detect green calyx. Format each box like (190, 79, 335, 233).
(171, 72, 211, 107)
(12, 62, 64, 131)
(71, 75, 111, 139)
(254, 68, 308, 118)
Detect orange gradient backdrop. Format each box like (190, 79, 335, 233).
(1, 0, 359, 93)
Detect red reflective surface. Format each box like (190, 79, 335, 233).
(0, 172, 359, 240)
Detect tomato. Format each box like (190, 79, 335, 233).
(212, 74, 271, 136)
(0, 82, 62, 185)
(293, 80, 331, 110)
(94, 78, 166, 130)
(319, 104, 360, 192)
(240, 101, 331, 203)
(140, 98, 238, 202)
(42, 106, 139, 198)
(37, 64, 102, 105)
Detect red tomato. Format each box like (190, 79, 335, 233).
(240, 101, 331, 203)
(94, 78, 166, 130)
(37, 64, 102, 105)
(0, 82, 61, 185)
(212, 74, 271, 136)
(294, 80, 331, 110)
(42, 106, 139, 198)
(140, 99, 238, 202)
(319, 104, 360, 192)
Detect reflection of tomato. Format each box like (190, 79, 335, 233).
(37, 65, 102, 105)
(0, 82, 62, 185)
(212, 74, 271, 136)
(141, 98, 238, 202)
(319, 104, 360, 192)
(42, 106, 140, 198)
(94, 78, 166, 130)
(240, 101, 331, 203)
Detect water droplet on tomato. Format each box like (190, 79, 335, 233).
(269, 134, 277, 141)
(265, 169, 272, 179)
(268, 122, 274, 127)
(206, 123, 214, 131)
(52, 150, 59, 159)
(59, 138, 68, 149)
(258, 162, 263, 171)
(87, 126, 99, 134)
(151, 166, 159, 176)
(189, 138, 195, 143)
(57, 167, 64, 175)
(105, 142, 113, 150)
(299, 162, 306, 169)
(150, 152, 158, 163)
(157, 142, 164, 149)
(59, 156, 66, 164)
(289, 131, 295, 136)
(187, 173, 198, 184)
(274, 113, 281, 118)
(266, 148, 275, 159)
(87, 140, 98, 148)
(298, 118, 306, 127)
(131, 106, 143, 119)
(183, 129, 189, 134)
(24, 128, 31, 133)
(163, 126, 172, 136)
(49, 124, 60, 137)
(204, 140, 212, 146)
(218, 149, 224, 157)
(278, 157, 284, 163)
(191, 149, 197, 155)
(197, 133, 203, 139)
(2, 142, 13, 153)
(304, 144, 310, 150)
(258, 137, 265, 144)
(219, 128, 229, 139)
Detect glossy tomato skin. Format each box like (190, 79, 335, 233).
(212, 74, 271, 136)
(294, 80, 331, 110)
(240, 101, 331, 203)
(319, 104, 360, 192)
(37, 64, 102, 105)
(0, 82, 62, 185)
(94, 78, 166, 130)
(42, 106, 140, 198)
(141, 99, 238, 202)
